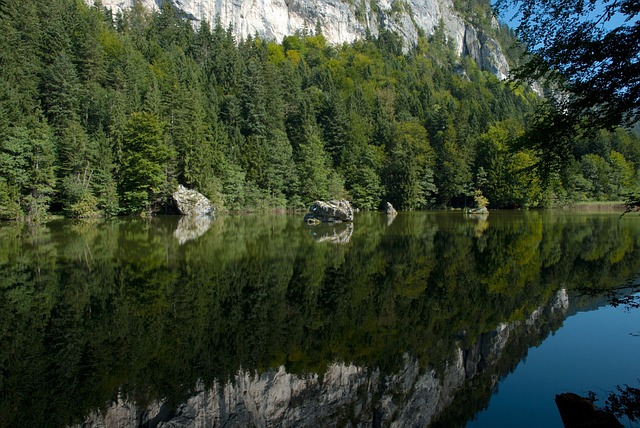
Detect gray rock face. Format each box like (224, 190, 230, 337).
(90, 0, 511, 80)
(172, 185, 215, 217)
(463, 24, 510, 80)
(304, 200, 354, 223)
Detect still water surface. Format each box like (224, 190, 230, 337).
(0, 211, 638, 427)
(467, 290, 640, 427)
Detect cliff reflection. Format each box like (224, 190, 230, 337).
(0, 212, 639, 427)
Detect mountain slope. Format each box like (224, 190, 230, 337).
(91, 0, 510, 79)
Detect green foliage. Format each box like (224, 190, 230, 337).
(477, 120, 542, 207)
(0, 177, 20, 220)
(496, 0, 640, 191)
(1, 0, 639, 219)
(386, 121, 436, 209)
(295, 130, 345, 203)
(0, 126, 57, 221)
(118, 112, 170, 214)
(474, 189, 489, 208)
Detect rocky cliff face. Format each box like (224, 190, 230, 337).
(76, 289, 569, 427)
(90, 0, 510, 79)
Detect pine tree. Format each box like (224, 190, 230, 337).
(341, 112, 384, 210)
(90, 128, 119, 216)
(386, 122, 435, 209)
(118, 112, 170, 215)
(0, 126, 57, 221)
(295, 128, 344, 204)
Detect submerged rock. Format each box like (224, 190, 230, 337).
(304, 200, 354, 223)
(173, 185, 215, 217)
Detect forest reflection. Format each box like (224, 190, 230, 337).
(0, 211, 639, 427)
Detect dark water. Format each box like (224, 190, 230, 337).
(0, 211, 639, 427)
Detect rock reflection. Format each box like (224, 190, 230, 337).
(464, 210, 489, 231)
(387, 211, 397, 226)
(306, 222, 354, 244)
(173, 215, 213, 244)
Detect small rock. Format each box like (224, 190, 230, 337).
(467, 206, 489, 215)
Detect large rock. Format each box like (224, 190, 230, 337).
(172, 185, 215, 217)
(385, 202, 398, 216)
(304, 200, 354, 223)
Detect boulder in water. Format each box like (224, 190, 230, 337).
(385, 202, 397, 216)
(304, 200, 354, 223)
(172, 185, 215, 217)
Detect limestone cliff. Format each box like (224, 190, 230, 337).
(89, 0, 510, 79)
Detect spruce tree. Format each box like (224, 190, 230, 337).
(118, 112, 170, 215)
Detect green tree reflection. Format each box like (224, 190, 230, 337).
(0, 212, 639, 427)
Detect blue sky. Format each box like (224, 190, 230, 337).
(493, 0, 638, 31)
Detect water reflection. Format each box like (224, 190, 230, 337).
(173, 215, 213, 245)
(305, 221, 354, 244)
(0, 212, 639, 427)
(386, 209, 398, 226)
(79, 289, 572, 428)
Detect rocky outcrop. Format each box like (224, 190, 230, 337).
(463, 24, 510, 80)
(304, 200, 354, 223)
(386, 202, 398, 226)
(90, 0, 511, 80)
(172, 185, 215, 217)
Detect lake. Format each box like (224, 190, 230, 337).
(0, 211, 638, 427)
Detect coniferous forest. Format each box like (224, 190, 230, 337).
(1, 0, 639, 220)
